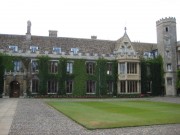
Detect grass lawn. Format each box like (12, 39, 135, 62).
(47, 100, 180, 129)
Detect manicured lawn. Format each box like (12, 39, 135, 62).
(47, 100, 180, 129)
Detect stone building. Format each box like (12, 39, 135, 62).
(0, 17, 179, 98)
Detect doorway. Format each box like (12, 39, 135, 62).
(10, 81, 20, 98)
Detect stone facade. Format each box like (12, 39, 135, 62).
(0, 18, 179, 97)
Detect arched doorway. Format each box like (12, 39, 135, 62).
(10, 81, 20, 98)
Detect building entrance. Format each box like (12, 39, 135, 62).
(10, 81, 20, 98)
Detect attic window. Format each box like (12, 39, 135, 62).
(9, 45, 18, 52)
(30, 46, 38, 53)
(165, 27, 168, 32)
(71, 48, 79, 54)
(53, 47, 61, 54)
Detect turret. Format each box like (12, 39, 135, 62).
(156, 17, 177, 96)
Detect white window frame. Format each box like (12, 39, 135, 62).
(9, 45, 18, 52)
(67, 62, 73, 74)
(30, 46, 38, 53)
(53, 47, 61, 54)
(71, 48, 79, 54)
(13, 60, 22, 72)
(49, 60, 59, 74)
(167, 63, 172, 71)
(31, 59, 39, 73)
(119, 63, 125, 74)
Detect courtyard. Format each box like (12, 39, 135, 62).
(0, 97, 180, 135)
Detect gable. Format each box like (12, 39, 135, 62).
(114, 33, 135, 54)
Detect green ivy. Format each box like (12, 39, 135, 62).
(0, 53, 118, 97)
(141, 55, 164, 96)
(38, 55, 50, 95)
(176, 70, 180, 95)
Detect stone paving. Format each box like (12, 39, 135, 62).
(7, 97, 180, 135)
(0, 99, 18, 135)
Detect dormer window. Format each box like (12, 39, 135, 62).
(71, 48, 79, 54)
(9, 45, 18, 52)
(30, 46, 38, 53)
(53, 47, 61, 54)
(143, 52, 150, 58)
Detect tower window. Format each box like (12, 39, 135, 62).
(165, 27, 168, 32)
(167, 64, 172, 71)
(167, 78, 172, 86)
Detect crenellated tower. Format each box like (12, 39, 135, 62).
(156, 17, 177, 96)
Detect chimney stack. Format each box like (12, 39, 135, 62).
(91, 35, 97, 40)
(49, 30, 58, 37)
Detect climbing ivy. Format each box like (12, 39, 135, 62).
(141, 55, 164, 96)
(176, 70, 180, 95)
(38, 55, 50, 95)
(0, 53, 118, 97)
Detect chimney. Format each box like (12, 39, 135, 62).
(26, 20, 32, 40)
(91, 35, 97, 40)
(49, 30, 58, 37)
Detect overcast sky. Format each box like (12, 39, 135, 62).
(0, 0, 180, 43)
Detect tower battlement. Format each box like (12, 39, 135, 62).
(156, 17, 176, 26)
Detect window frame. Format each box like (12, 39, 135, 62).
(86, 61, 96, 75)
(66, 80, 73, 94)
(48, 60, 59, 74)
(30, 46, 38, 53)
(107, 81, 113, 94)
(127, 62, 137, 74)
(32, 79, 39, 93)
(71, 48, 79, 54)
(31, 59, 39, 73)
(107, 63, 112, 75)
(119, 62, 125, 74)
(167, 78, 172, 86)
(127, 81, 138, 93)
(9, 45, 18, 52)
(120, 81, 126, 93)
(13, 60, 22, 72)
(86, 80, 96, 94)
(47, 80, 58, 94)
(53, 47, 61, 54)
(66, 62, 73, 74)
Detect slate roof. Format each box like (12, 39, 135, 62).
(0, 34, 157, 55)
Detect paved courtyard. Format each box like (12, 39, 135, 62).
(0, 97, 179, 135)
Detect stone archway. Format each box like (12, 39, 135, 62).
(10, 81, 20, 98)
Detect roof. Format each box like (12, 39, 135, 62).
(0, 34, 157, 55)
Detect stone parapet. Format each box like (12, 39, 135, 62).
(156, 17, 176, 26)
(0, 49, 115, 60)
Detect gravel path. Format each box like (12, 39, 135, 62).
(9, 97, 180, 135)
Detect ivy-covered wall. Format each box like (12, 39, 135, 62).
(0, 54, 15, 96)
(0, 53, 165, 97)
(36, 56, 117, 97)
(141, 56, 164, 96)
(176, 70, 180, 95)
